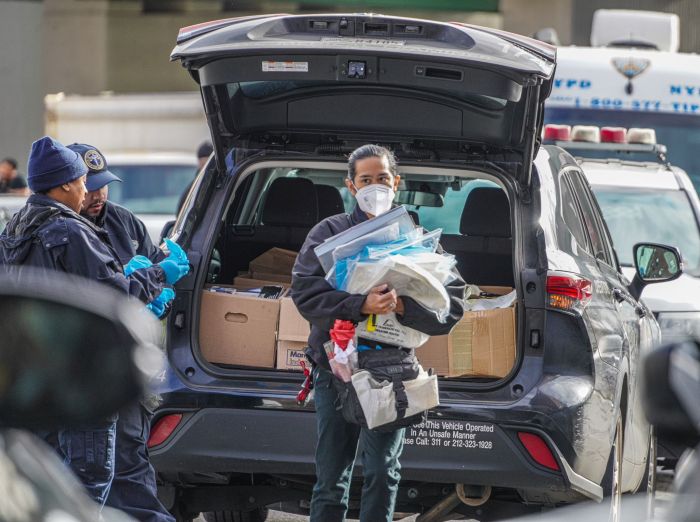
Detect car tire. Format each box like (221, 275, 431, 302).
(203, 508, 269, 522)
(601, 410, 623, 522)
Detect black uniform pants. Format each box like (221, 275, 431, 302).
(105, 401, 175, 522)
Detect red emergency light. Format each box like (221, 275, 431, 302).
(600, 127, 627, 143)
(543, 124, 571, 141)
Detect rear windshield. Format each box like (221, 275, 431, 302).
(592, 187, 700, 274)
(235, 166, 500, 233)
(108, 164, 195, 214)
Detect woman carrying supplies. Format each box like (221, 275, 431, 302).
(291, 144, 465, 522)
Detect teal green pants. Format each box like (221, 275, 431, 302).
(310, 368, 405, 522)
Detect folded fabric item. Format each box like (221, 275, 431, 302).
(344, 254, 452, 320)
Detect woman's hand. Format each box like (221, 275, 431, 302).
(361, 284, 401, 315)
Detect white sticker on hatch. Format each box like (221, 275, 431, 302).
(262, 61, 309, 72)
(403, 419, 495, 450)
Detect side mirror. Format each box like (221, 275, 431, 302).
(643, 340, 700, 449)
(0, 270, 163, 430)
(629, 242, 682, 300)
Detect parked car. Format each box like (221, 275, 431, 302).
(0, 152, 197, 243)
(0, 270, 163, 522)
(0, 195, 28, 232)
(546, 128, 700, 468)
(150, 14, 678, 522)
(98, 152, 197, 243)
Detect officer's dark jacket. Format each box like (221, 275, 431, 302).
(291, 205, 466, 368)
(0, 194, 164, 302)
(88, 201, 163, 264)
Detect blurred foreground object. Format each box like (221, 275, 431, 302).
(0, 268, 163, 521)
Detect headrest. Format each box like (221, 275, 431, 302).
(262, 177, 319, 227)
(315, 184, 345, 219)
(460, 187, 511, 237)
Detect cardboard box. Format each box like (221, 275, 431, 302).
(276, 297, 310, 371)
(276, 340, 307, 370)
(233, 273, 291, 290)
(249, 248, 297, 276)
(249, 271, 293, 284)
(199, 285, 280, 368)
(417, 287, 516, 378)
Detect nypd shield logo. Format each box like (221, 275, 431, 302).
(612, 57, 650, 80)
(83, 149, 105, 171)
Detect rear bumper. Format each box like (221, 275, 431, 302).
(151, 405, 602, 503)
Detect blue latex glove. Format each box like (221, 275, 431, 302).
(124, 255, 153, 277)
(158, 239, 190, 284)
(146, 287, 175, 319)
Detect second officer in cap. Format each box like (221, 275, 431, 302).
(69, 143, 177, 522)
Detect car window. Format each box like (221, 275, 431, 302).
(403, 179, 500, 234)
(107, 164, 196, 214)
(559, 177, 589, 254)
(567, 172, 615, 267)
(593, 187, 700, 275)
(237, 168, 500, 235)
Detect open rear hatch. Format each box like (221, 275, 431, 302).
(171, 13, 555, 190)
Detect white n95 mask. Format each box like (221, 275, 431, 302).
(355, 184, 395, 216)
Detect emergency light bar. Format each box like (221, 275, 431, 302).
(543, 124, 667, 155)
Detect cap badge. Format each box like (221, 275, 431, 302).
(84, 149, 105, 171)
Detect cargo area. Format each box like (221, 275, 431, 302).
(197, 163, 518, 381)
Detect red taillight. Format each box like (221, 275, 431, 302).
(148, 414, 183, 448)
(546, 272, 592, 312)
(600, 126, 627, 143)
(543, 124, 571, 141)
(518, 432, 560, 471)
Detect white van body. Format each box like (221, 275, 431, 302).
(580, 157, 700, 341)
(545, 10, 700, 190)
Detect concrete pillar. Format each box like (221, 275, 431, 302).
(42, 0, 110, 95)
(0, 0, 44, 172)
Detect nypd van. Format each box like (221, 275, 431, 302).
(544, 9, 700, 191)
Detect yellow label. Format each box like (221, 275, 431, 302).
(367, 314, 377, 332)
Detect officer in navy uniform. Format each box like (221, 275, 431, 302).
(69, 143, 176, 522)
(0, 136, 189, 508)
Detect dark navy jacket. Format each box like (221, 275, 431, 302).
(0, 194, 164, 303)
(291, 205, 466, 368)
(87, 201, 163, 264)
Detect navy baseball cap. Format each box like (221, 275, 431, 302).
(67, 143, 122, 192)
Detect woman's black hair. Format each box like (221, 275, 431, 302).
(347, 144, 398, 180)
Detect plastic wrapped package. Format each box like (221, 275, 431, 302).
(314, 206, 415, 272)
(355, 312, 430, 349)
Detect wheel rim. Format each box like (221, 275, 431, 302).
(609, 415, 622, 522)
